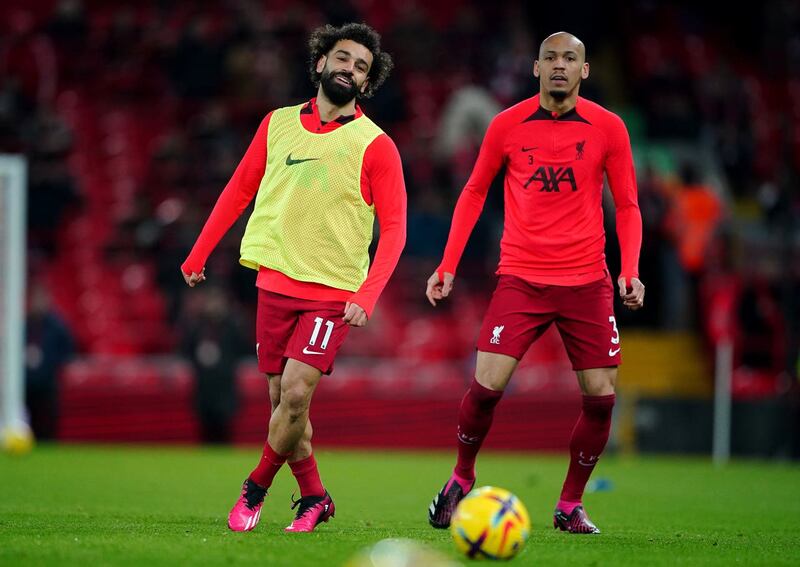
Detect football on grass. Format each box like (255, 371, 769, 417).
(450, 486, 530, 560)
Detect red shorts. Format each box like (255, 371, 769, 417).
(477, 274, 621, 370)
(256, 290, 350, 375)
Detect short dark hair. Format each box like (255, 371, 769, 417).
(307, 23, 393, 99)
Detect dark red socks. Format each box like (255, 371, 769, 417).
(558, 393, 616, 511)
(453, 378, 504, 482)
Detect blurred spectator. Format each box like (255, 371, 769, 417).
(180, 286, 249, 444)
(435, 84, 500, 166)
(664, 163, 723, 277)
(25, 282, 74, 440)
(662, 162, 724, 326)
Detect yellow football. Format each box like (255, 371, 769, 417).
(1, 425, 34, 455)
(450, 486, 530, 560)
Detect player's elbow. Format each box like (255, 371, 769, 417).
(615, 202, 640, 216)
(380, 222, 407, 251)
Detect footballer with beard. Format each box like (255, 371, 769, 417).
(181, 23, 406, 534)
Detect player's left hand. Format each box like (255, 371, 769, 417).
(182, 267, 206, 287)
(426, 271, 455, 306)
(343, 302, 368, 327)
(618, 276, 645, 311)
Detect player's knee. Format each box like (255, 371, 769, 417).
(475, 352, 516, 391)
(579, 368, 617, 396)
(586, 382, 615, 396)
(474, 366, 512, 391)
(280, 384, 311, 421)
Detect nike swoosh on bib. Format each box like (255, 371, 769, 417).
(286, 153, 319, 166)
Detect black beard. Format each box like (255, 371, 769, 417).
(549, 89, 568, 101)
(320, 69, 358, 106)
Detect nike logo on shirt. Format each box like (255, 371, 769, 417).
(286, 153, 319, 166)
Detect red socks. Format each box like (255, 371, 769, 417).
(289, 454, 325, 498)
(249, 442, 288, 489)
(558, 394, 616, 510)
(249, 445, 325, 498)
(453, 378, 504, 482)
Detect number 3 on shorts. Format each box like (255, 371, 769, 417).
(609, 316, 620, 345)
(309, 316, 335, 350)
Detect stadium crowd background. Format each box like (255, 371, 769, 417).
(3, 0, 798, 455)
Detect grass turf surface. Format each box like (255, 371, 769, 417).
(1, 445, 799, 566)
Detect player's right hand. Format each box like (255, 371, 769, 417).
(426, 270, 455, 307)
(618, 276, 644, 311)
(182, 267, 206, 288)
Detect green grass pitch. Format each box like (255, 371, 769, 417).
(2, 445, 799, 566)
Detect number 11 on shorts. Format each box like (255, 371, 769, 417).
(309, 316, 334, 350)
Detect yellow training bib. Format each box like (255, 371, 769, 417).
(240, 104, 383, 291)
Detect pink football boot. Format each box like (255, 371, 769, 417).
(228, 479, 267, 532)
(553, 505, 601, 534)
(284, 492, 335, 533)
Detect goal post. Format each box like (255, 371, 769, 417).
(0, 154, 30, 451)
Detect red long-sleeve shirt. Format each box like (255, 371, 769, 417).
(182, 99, 407, 317)
(439, 94, 641, 286)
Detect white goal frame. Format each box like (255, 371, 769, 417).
(0, 155, 27, 436)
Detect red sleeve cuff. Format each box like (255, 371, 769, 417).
(181, 257, 204, 276)
(436, 266, 454, 281)
(348, 291, 377, 319)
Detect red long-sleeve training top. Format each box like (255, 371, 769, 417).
(439, 94, 641, 286)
